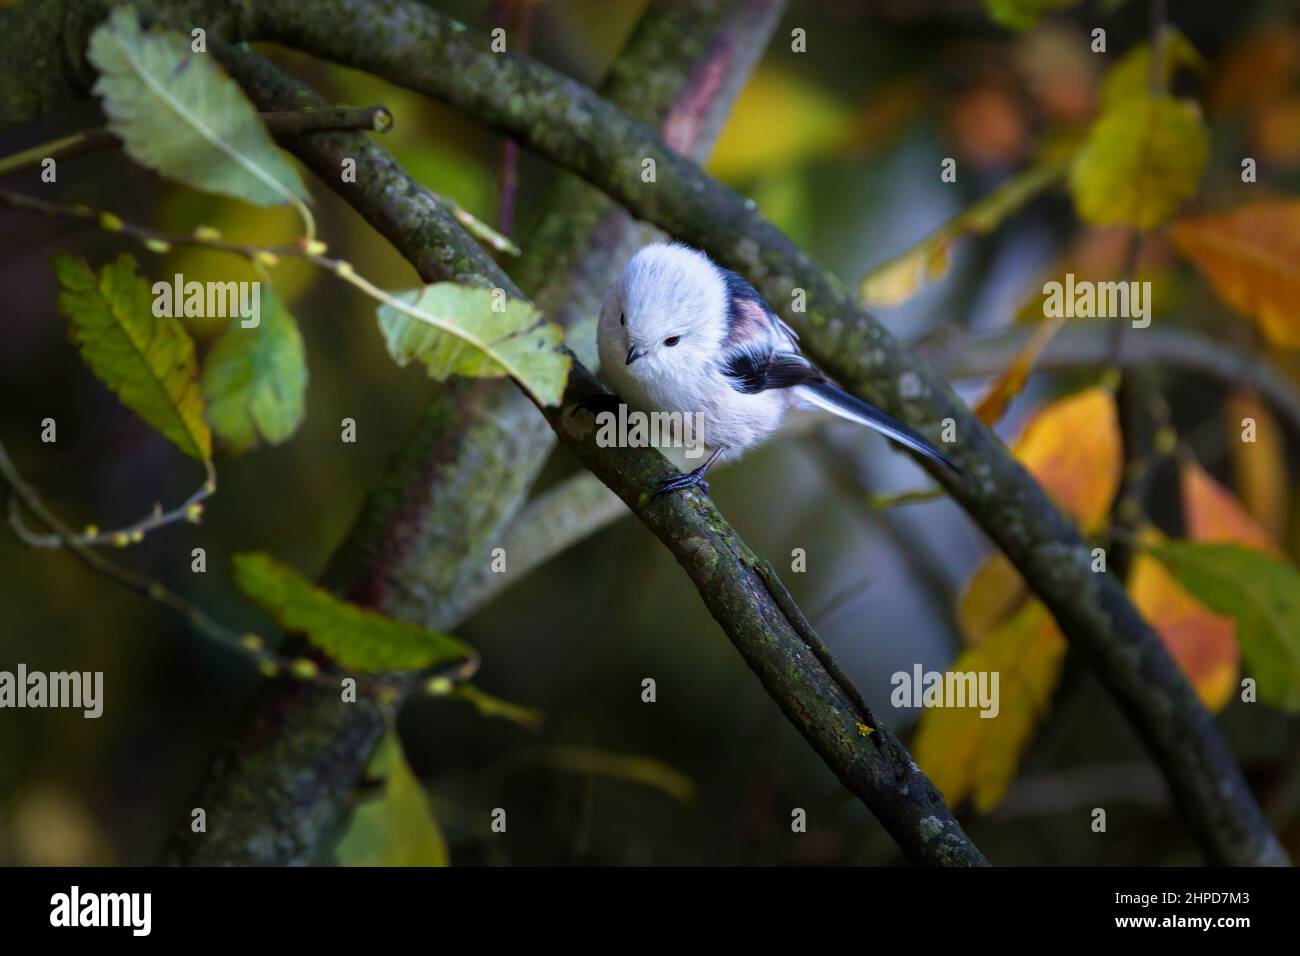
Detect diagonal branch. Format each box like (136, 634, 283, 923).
(181, 15, 984, 865)
(208, 0, 1286, 866)
(117, 0, 975, 866)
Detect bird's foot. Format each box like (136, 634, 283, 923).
(653, 467, 710, 499)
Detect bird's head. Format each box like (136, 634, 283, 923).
(598, 242, 728, 384)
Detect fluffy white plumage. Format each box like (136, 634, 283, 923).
(597, 242, 960, 490)
(597, 243, 793, 462)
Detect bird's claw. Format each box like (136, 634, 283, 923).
(653, 469, 710, 499)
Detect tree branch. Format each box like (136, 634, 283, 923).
(921, 321, 1300, 442)
(177, 8, 982, 865)
(202, 0, 1284, 865)
(455, 472, 626, 620)
(4, 0, 1281, 865)
(136, 0, 901, 864)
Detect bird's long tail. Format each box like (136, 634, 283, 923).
(796, 382, 965, 476)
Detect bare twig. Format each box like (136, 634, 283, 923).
(0, 436, 481, 700)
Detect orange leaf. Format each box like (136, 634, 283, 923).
(957, 553, 1027, 646)
(913, 601, 1066, 813)
(1012, 386, 1122, 532)
(1226, 391, 1288, 541)
(1129, 550, 1239, 712)
(1181, 460, 1281, 556)
(973, 313, 1067, 425)
(1169, 202, 1300, 347)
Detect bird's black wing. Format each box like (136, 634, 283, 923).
(721, 345, 824, 394)
(716, 267, 820, 394)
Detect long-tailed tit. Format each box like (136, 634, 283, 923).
(596, 242, 962, 495)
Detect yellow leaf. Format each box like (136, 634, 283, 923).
(914, 601, 1066, 812)
(54, 254, 211, 462)
(973, 313, 1067, 424)
(1129, 546, 1239, 712)
(1070, 94, 1208, 230)
(1181, 460, 1281, 556)
(1012, 386, 1122, 532)
(1169, 201, 1300, 347)
(957, 553, 1026, 646)
(955, 387, 1120, 654)
(1226, 391, 1288, 540)
(860, 156, 1070, 306)
(859, 242, 951, 308)
(708, 68, 858, 180)
(1100, 29, 1204, 110)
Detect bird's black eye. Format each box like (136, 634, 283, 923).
(619, 312, 625, 326)
(663, 335, 680, 347)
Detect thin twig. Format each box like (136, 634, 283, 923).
(9, 458, 215, 549)
(0, 436, 482, 700)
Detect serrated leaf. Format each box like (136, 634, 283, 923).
(201, 287, 307, 454)
(378, 283, 570, 407)
(914, 601, 1066, 812)
(1070, 94, 1208, 230)
(54, 254, 211, 462)
(336, 732, 449, 866)
(232, 552, 470, 672)
(1169, 202, 1300, 347)
(1148, 541, 1300, 710)
(985, 0, 1078, 31)
(87, 7, 307, 209)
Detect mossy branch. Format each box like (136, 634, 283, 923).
(200, 0, 1285, 866)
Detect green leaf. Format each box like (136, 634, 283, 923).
(336, 732, 449, 866)
(985, 0, 1078, 31)
(1100, 29, 1205, 110)
(87, 7, 308, 210)
(54, 254, 211, 462)
(232, 552, 471, 672)
(201, 287, 307, 454)
(378, 283, 571, 407)
(1148, 541, 1300, 711)
(1069, 94, 1208, 230)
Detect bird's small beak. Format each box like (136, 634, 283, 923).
(625, 344, 642, 366)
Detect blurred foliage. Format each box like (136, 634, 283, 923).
(4, 0, 1300, 867)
